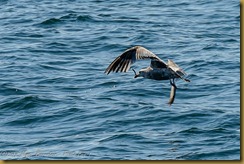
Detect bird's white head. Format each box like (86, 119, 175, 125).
(132, 68, 142, 78)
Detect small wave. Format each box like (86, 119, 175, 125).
(76, 15, 95, 22)
(37, 14, 99, 27)
(112, 16, 141, 23)
(5, 116, 41, 126)
(98, 13, 111, 17)
(178, 127, 203, 135)
(177, 148, 240, 160)
(40, 18, 63, 25)
(96, 81, 121, 87)
(46, 42, 68, 47)
(0, 84, 27, 96)
(60, 13, 77, 20)
(38, 64, 70, 72)
(13, 32, 44, 38)
(223, 38, 238, 43)
(36, 76, 70, 85)
(0, 95, 59, 111)
(202, 43, 230, 51)
(99, 133, 145, 143)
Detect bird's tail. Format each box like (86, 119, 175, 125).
(168, 59, 190, 82)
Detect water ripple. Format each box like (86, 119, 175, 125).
(0, 0, 239, 160)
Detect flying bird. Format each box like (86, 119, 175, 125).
(105, 46, 190, 105)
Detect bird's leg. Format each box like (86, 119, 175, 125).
(170, 79, 173, 86)
(170, 78, 177, 89)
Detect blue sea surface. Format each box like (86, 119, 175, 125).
(0, 0, 240, 160)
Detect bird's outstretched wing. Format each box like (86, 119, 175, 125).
(105, 46, 167, 74)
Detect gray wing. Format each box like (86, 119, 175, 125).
(168, 59, 190, 82)
(105, 46, 167, 74)
(167, 59, 186, 76)
(150, 59, 168, 68)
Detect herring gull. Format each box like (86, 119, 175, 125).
(105, 46, 190, 105)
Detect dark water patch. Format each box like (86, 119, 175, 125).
(0, 95, 59, 111)
(46, 42, 69, 48)
(222, 38, 239, 43)
(178, 127, 204, 135)
(105, 87, 163, 98)
(167, 110, 216, 126)
(44, 60, 72, 67)
(39, 18, 63, 26)
(96, 81, 121, 87)
(98, 133, 146, 144)
(0, 96, 37, 111)
(98, 13, 111, 17)
(28, 48, 73, 55)
(207, 127, 232, 134)
(216, 115, 240, 129)
(36, 77, 71, 85)
(112, 17, 141, 24)
(108, 112, 171, 128)
(77, 15, 96, 22)
(0, 84, 27, 96)
(187, 59, 239, 72)
(12, 32, 44, 38)
(171, 2, 190, 7)
(60, 13, 77, 20)
(202, 43, 229, 50)
(38, 64, 71, 72)
(96, 97, 119, 102)
(5, 115, 42, 126)
(0, 0, 8, 5)
(31, 112, 75, 126)
(98, 43, 125, 52)
(177, 148, 240, 160)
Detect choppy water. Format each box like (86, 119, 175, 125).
(0, 0, 240, 160)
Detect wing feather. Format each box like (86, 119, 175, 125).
(125, 60, 131, 72)
(167, 59, 186, 76)
(167, 59, 190, 82)
(105, 46, 167, 74)
(120, 59, 127, 72)
(150, 59, 167, 68)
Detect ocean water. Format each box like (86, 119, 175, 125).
(0, 0, 240, 160)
